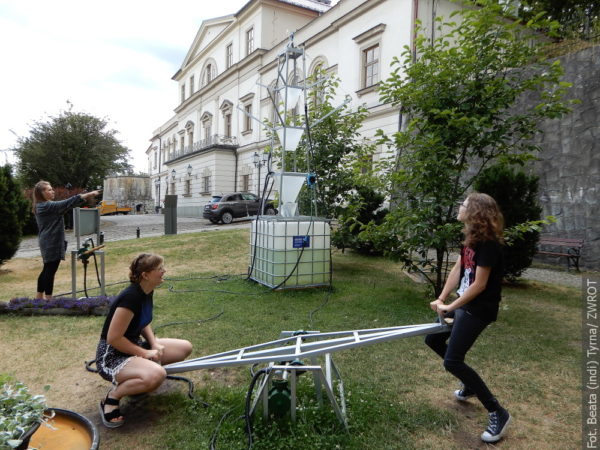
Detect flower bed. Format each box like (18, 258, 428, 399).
(0, 296, 114, 316)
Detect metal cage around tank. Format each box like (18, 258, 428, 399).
(249, 216, 332, 289)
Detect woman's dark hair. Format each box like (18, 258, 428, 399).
(32, 180, 50, 214)
(463, 192, 504, 248)
(129, 253, 164, 283)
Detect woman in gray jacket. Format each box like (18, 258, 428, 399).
(32, 181, 101, 300)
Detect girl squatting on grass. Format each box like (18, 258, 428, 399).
(32, 181, 101, 300)
(95, 253, 192, 428)
(425, 192, 511, 443)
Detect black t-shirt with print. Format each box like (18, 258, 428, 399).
(100, 283, 153, 342)
(457, 240, 504, 322)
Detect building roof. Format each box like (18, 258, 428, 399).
(277, 0, 332, 13)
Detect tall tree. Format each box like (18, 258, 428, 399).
(14, 110, 132, 189)
(273, 73, 376, 219)
(369, 0, 573, 295)
(0, 165, 30, 265)
(517, 0, 600, 38)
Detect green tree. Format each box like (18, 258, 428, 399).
(274, 73, 376, 219)
(331, 185, 389, 255)
(474, 164, 542, 280)
(370, 1, 572, 295)
(516, 0, 600, 38)
(0, 165, 30, 265)
(14, 110, 132, 189)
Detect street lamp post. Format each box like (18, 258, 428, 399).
(253, 151, 268, 198)
(154, 177, 161, 213)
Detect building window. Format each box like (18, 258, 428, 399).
(361, 154, 373, 175)
(246, 27, 254, 55)
(185, 179, 191, 196)
(206, 63, 212, 84)
(363, 45, 379, 87)
(202, 176, 211, 193)
(311, 63, 325, 107)
(190, 75, 195, 96)
(244, 104, 252, 132)
(188, 131, 194, 147)
(242, 174, 250, 192)
(224, 113, 232, 137)
(181, 84, 186, 103)
(226, 43, 233, 69)
(180, 136, 185, 151)
(153, 151, 157, 169)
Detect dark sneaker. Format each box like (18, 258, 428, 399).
(454, 385, 476, 401)
(481, 408, 512, 443)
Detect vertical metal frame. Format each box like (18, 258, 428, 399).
(250, 357, 349, 430)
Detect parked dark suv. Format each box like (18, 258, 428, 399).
(203, 192, 276, 224)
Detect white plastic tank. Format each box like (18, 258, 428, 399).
(249, 216, 331, 289)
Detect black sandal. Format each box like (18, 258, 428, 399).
(99, 392, 124, 428)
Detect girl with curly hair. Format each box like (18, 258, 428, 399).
(425, 193, 511, 443)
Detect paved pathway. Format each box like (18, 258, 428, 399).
(15, 213, 250, 259)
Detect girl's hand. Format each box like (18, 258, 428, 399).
(429, 299, 443, 312)
(437, 303, 453, 314)
(152, 343, 165, 359)
(145, 349, 160, 361)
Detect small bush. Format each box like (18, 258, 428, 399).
(0, 166, 30, 265)
(332, 185, 388, 255)
(474, 164, 542, 280)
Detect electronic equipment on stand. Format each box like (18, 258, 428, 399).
(70, 207, 105, 298)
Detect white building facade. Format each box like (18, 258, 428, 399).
(147, 0, 459, 217)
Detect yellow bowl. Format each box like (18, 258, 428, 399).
(29, 408, 99, 450)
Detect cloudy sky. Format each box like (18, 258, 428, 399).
(0, 0, 250, 172)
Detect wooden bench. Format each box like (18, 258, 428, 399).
(537, 236, 584, 271)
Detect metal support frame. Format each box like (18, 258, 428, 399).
(71, 207, 105, 297)
(166, 319, 449, 374)
(250, 357, 349, 430)
(165, 317, 449, 428)
(71, 250, 105, 297)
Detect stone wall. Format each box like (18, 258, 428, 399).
(102, 175, 153, 213)
(533, 45, 599, 269)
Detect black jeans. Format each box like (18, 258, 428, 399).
(37, 260, 61, 295)
(425, 308, 499, 412)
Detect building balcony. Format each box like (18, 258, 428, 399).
(165, 134, 238, 163)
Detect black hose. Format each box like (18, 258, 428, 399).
(244, 368, 270, 449)
(209, 407, 239, 450)
(83, 260, 89, 298)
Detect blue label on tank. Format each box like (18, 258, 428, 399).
(293, 236, 310, 248)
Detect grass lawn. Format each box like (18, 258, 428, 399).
(0, 229, 581, 449)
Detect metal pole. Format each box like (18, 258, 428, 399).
(99, 251, 106, 296)
(71, 251, 77, 298)
(257, 163, 261, 197)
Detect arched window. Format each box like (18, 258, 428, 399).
(202, 58, 218, 87)
(220, 100, 233, 138)
(185, 121, 195, 150)
(309, 57, 328, 108)
(200, 112, 213, 144)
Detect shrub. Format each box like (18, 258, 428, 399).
(0, 381, 48, 449)
(474, 164, 542, 280)
(332, 185, 388, 255)
(0, 166, 30, 265)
